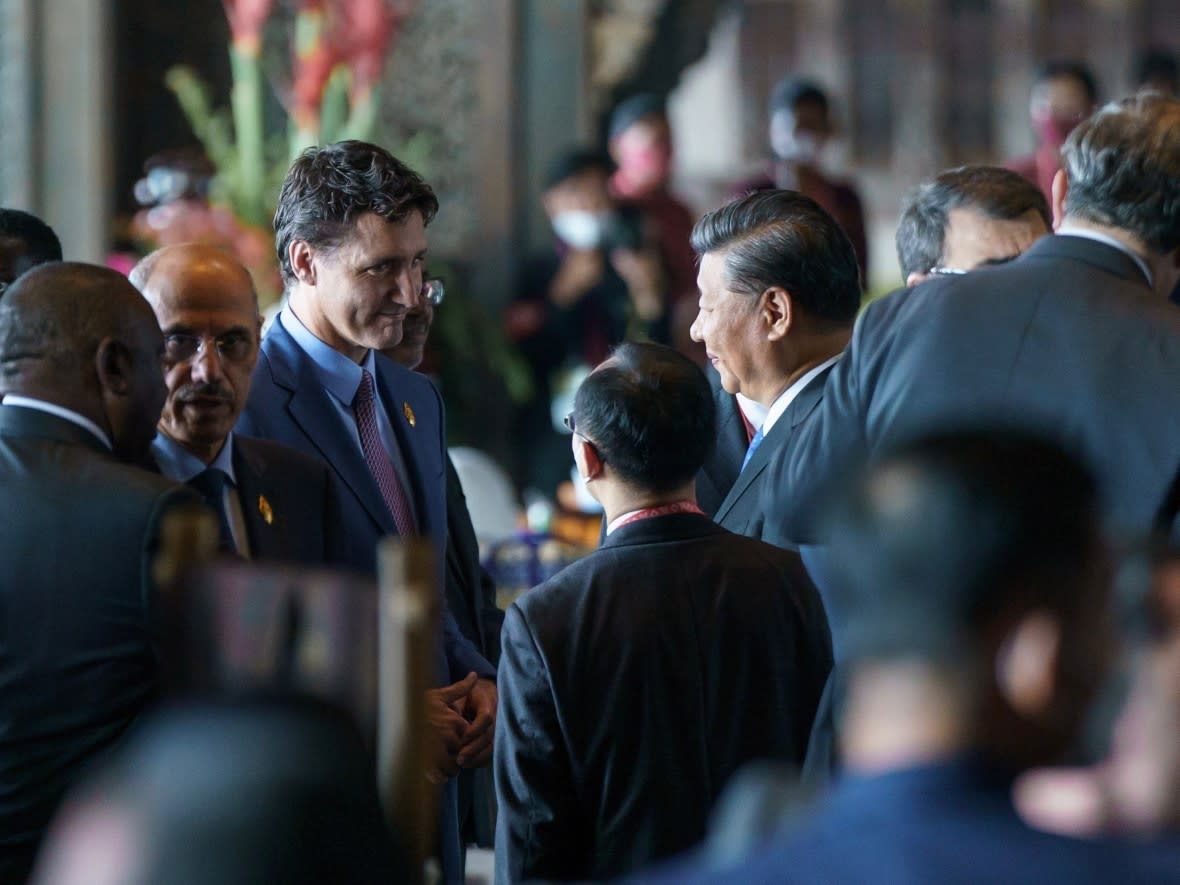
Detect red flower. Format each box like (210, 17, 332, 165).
(330, 0, 414, 98)
(222, 0, 276, 51)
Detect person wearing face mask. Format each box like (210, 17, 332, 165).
(731, 78, 869, 288)
(1006, 60, 1099, 203)
(505, 148, 665, 496)
(607, 94, 702, 361)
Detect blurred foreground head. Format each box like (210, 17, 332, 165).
(33, 703, 409, 885)
(828, 429, 1113, 772)
(0, 208, 62, 288)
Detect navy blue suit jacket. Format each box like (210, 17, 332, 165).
(629, 759, 1180, 884)
(237, 319, 493, 686)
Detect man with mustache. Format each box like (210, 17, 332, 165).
(131, 243, 343, 563)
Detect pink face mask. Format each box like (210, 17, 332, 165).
(1034, 114, 1079, 149)
(619, 144, 672, 186)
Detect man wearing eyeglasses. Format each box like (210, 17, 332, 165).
(235, 141, 496, 885)
(131, 243, 343, 564)
(896, 165, 1050, 288)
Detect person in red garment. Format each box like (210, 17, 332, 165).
(1006, 60, 1098, 203)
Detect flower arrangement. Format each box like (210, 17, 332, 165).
(131, 0, 424, 307)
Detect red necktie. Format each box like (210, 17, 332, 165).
(354, 369, 417, 536)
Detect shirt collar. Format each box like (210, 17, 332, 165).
(760, 353, 842, 435)
(2, 395, 112, 450)
(152, 431, 237, 484)
(735, 393, 768, 430)
(278, 307, 372, 405)
(1055, 226, 1154, 287)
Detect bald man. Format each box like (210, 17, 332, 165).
(131, 244, 345, 564)
(0, 263, 198, 883)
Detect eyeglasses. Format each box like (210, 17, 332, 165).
(164, 330, 254, 364)
(563, 411, 577, 434)
(422, 278, 445, 307)
(927, 266, 968, 277)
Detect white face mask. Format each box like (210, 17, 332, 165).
(552, 210, 613, 250)
(769, 110, 823, 165)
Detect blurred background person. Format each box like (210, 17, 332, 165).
(32, 702, 409, 885)
(1006, 60, 1099, 202)
(607, 94, 700, 358)
(633, 430, 1180, 885)
(895, 165, 1051, 286)
(1135, 47, 1179, 95)
(505, 148, 664, 498)
(0, 209, 62, 290)
(730, 78, 868, 288)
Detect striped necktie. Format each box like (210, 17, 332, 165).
(353, 369, 417, 536)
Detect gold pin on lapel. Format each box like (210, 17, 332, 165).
(258, 495, 274, 525)
(403, 402, 416, 427)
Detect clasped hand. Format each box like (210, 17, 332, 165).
(425, 671, 497, 784)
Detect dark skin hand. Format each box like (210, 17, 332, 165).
(425, 672, 478, 783)
(456, 676, 498, 769)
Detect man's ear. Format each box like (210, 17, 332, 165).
(996, 609, 1062, 719)
(94, 337, 133, 397)
(906, 271, 929, 287)
(1051, 169, 1069, 231)
(762, 287, 793, 341)
(288, 240, 318, 286)
(575, 436, 606, 482)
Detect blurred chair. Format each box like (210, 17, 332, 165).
(448, 446, 521, 549)
(152, 507, 439, 875)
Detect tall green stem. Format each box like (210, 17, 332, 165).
(229, 43, 267, 227)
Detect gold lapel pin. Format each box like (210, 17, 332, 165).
(403, 402, 416, 427)
(258, 495, 274, 525)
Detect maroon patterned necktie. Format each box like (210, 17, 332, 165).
(354, 369, 417, 536)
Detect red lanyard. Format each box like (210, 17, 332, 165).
(609, 500, 704, 532)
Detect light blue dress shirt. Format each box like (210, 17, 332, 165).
(152, 431, 250, 555)
(278, 308, 417, 517)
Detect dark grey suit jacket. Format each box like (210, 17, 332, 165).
(495, 513, 832, 883)
(0, 406, 196, 884)
(713, 366, 833, 543)
(765, 235, 1180, 545)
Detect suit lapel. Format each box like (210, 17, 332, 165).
(232, 440, 277, 559)
(711, 367, 833, 525)
(264, 324, 397, 535)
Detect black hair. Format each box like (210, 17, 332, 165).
(608, 93, 667, 141)
(273, 140, 439, 288)
(769, 78, 830, 117)
(1061, 92, 1180, 254)
(690, 189, 861, 325)
(573, 342, 715, 494)
(826, 429, 1101, 663)
(1135, 48, 1179, 94)
(1035, 60, 1099, 106)
(895, 165, 1050, 278)
(0, 209, 63, 283)
(543, 147, 616, 192)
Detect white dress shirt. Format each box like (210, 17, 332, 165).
(2, 395, 112, 450)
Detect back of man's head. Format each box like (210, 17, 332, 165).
(273, 140, 439, 290)
(1061, 92, 1180, 255)
(828, 429, 1103, 662)
(768, 78, 829, 117)
(0, 262, 166, 462)
(0, 209, 63, 286)
(896, 165, 1051, 279)
(573, 342, 715, 494)
(827, 430, 1112, 767)
(690, 189, 861, 326)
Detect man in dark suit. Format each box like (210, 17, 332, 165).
(132, 244, 342, 564)
(0, 263, 197, 883)
(631, 430, 1180, 885)
(235, 141, 495, 884)
(0, 208, 62, 289)
(767, 93, 1180, 548)
(495, 343, 832, 883)
(689, 190, 859, 542)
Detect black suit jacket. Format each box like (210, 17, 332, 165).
(443, 454, 503, 663)
(231, 435, 344, 566)
(767, 235, 1180, 545)
(695, 366, 749, 519)
(713, 366, 832, 543)
(0, 406, 196, 884)
(494, 513, 832, 883)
